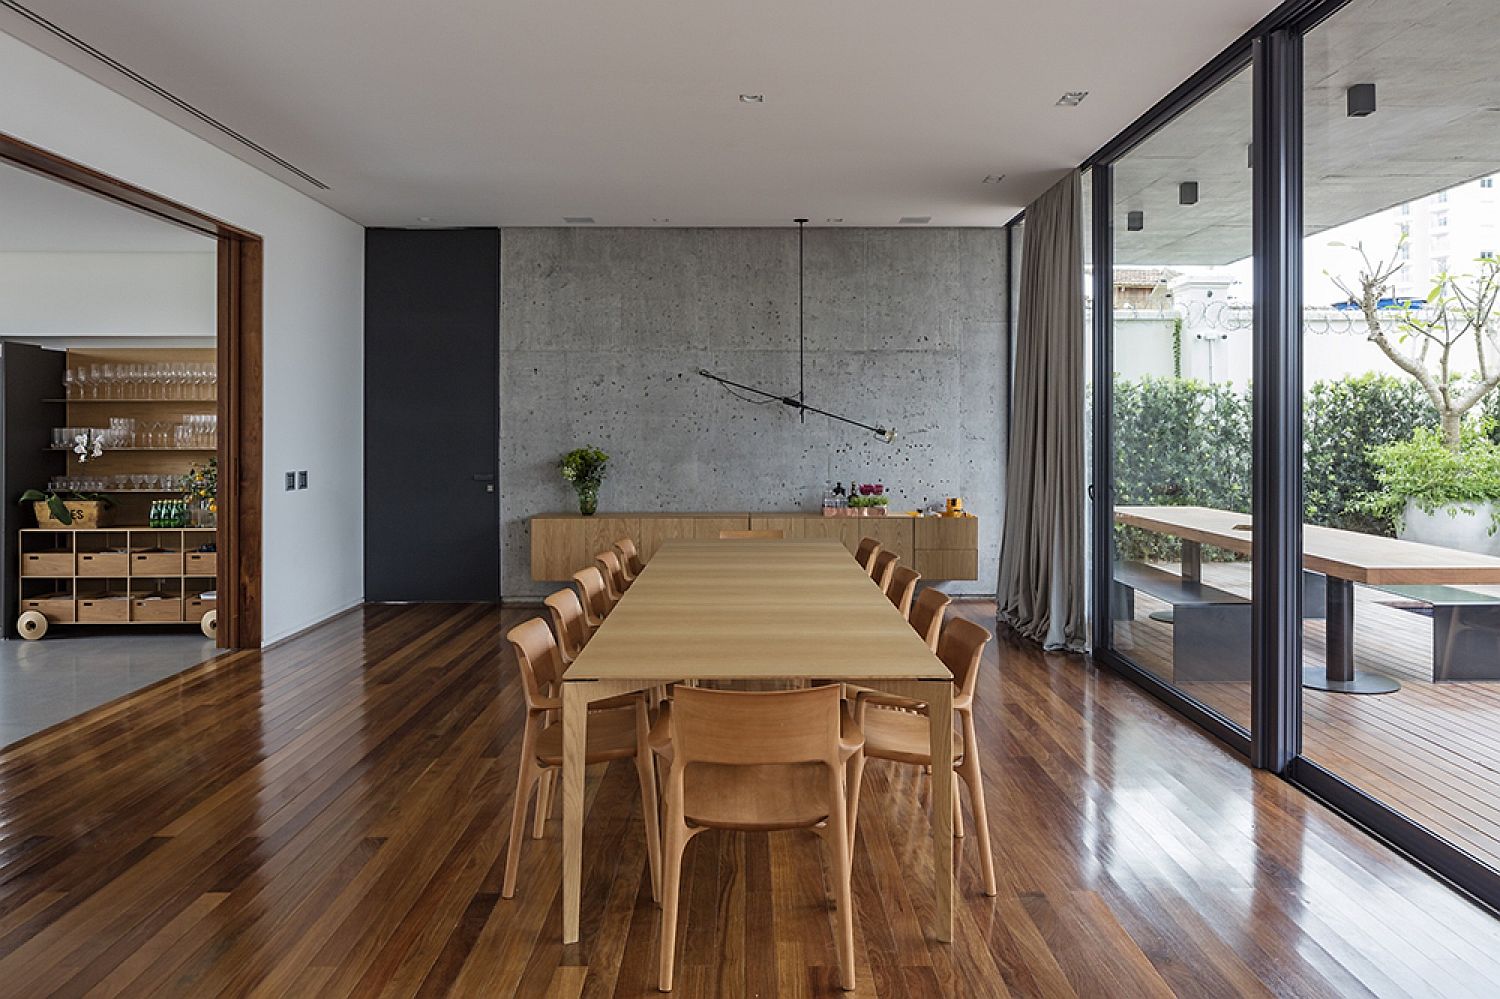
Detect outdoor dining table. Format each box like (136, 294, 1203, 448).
(559, 537, 956, 945)
(1115, 505, 1500, 693)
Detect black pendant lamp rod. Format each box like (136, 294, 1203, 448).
(697, 217, 896, 443)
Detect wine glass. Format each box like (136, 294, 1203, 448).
(62, 368, 75, 400)
(89, 364, 103, 399)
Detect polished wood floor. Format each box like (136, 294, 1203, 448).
(3, 601, 1500, 997)
(1116, 562, 1500, 875)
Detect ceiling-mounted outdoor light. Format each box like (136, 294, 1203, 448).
(1179, 181, 1199, 206)
(1346, 83, 1377, 118)
(1127, 210, 1144, 232)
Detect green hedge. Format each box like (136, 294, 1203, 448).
(1113, 373, 1437, 562)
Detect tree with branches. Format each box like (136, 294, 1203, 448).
(1330, 240, 1500, 451)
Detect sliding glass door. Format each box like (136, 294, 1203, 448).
(1298, 0, 1500, 882)
(1103, 63, 1258, 734)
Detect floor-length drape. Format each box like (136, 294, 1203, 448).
(996, 171, 1087, 650)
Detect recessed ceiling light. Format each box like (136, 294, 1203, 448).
(898, 216, 931, 225)
(739, 94, 764, 103)
(981, 175, 1006, 185)
(563, 216, 596, 224)
(1055, 91, 1089, 107)
(417, 216, 435, 222)
(825, 218, 844, 223)
(651, 217, 672, 223)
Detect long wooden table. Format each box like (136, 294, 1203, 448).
(1115, 506, 1500, 692)
(560, 538, 956, 945)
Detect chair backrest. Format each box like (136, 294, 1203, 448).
(909, 587, 952, 651)
(719, 529, 785, 540)
(543, 587, 591, 663)
(505, 617, 564, 711)
(596, 550, 628, 600)
(572, 566, 613, 625)
(669, 684, 842, 767)
(871, 550, 899, 591)
(937, 617, 991, 701)
(855, 537, 882, 573)
(615, 537, 645, 575)
(886, 566, 921, 618)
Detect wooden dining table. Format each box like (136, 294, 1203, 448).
(1116, 505, 1500, 693)
(560, 538, 956, 945)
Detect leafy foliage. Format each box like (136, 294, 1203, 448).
(19, 488, 114, 526)
(1360, 421, 1500, 531)
(559, 446, 609, 488)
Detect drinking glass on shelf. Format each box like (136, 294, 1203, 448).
(88, 364, 102, 399)
(62, 368, 74, 400)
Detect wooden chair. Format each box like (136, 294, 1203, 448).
(614, 537, 646, 582)
(855, 537, 882, 576)
(718, 529, 785, 539)
(596, 550, 631, 600)
(572, 566, 614, 628)
(544, 586, 593, 665)
(886, 566, 921, 618)
(650, 684, 864, 991)
(501, 618, 660, 900)
(851, 618, 996, 897)
(870, 550, 899, 592)
(909, 587, 952, 651)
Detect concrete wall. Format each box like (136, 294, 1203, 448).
(500, 227, 1007, 598)
(0, 32, 364, 644)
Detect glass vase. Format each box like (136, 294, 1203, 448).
(577, 484, 598, 516)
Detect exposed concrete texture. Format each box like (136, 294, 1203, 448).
(500, 227, 1007, 598)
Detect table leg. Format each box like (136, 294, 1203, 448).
(562, 682, 588, 944)
(927, 679, 954, 943)
(1301, 576, 1400, 695)
(1180, 540, 1202, 582)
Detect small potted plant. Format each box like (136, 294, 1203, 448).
(560, 446, 610, 516)
(850, 483, 889, 517)
(1360, 421, 1500, 554)
(20, 488, 115, 528)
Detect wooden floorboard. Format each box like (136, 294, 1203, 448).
(1114, 562, 1500, 875)
(0, 601, 1498, 996)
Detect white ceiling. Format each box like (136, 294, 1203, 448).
(0, 161, 212, 252)
(0, 0, 1282, 228)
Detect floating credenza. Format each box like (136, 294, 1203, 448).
(529, 512, 979, 581)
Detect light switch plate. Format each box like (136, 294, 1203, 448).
(285, 471, 296, 491)
(297, 470, 308, 489)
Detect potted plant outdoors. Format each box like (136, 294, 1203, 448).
(560, 446, 609, 516)
(20, 488, 115, 528)
(1360, 422, 1500, 555)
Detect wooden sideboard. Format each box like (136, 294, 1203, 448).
(530, 512, 980, 581)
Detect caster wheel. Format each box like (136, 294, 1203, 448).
(200, 609, 218, 640)
(18, 611, 48, 640)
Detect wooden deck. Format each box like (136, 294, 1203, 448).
(1, 601, 1499, 995)
(1114, 561, 1500, 874)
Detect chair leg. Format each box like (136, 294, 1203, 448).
(960, 712, 997, 897)
(657, 815, 688, 991)
(827, 778, 857, 991)
(502, 720, 541, 899)
(952, 771, 964, 839)
(634, 702, 662, 904)
(533, 770, 553, 839)
(847, 752, 868, 848)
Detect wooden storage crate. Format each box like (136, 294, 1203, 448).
(131, 550, 183, 576)
(184, 551, 217, 577)
(31, 500, 111, 529)
(77, 551, 130, 577)
(77, 596, 130, 623)
(132, 596, 183, 622)
(21, 551, 74, 576)
(185, 594, 217, 620)
(21, 596, 74, 623)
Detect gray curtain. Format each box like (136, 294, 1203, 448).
(996, 171, 1087, 650)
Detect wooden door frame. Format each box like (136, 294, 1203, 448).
(0, 131, 263, 647)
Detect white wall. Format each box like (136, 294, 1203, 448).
(0, 33, 364, 644)
(0, 252, 215, 340)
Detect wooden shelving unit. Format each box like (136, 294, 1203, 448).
(17, 527, 217, 639)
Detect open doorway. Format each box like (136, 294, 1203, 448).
(0, 133, 261, 745)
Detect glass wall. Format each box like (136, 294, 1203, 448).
(1106, 64, 1256, 730)
(1300, 0, 1500, 873)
